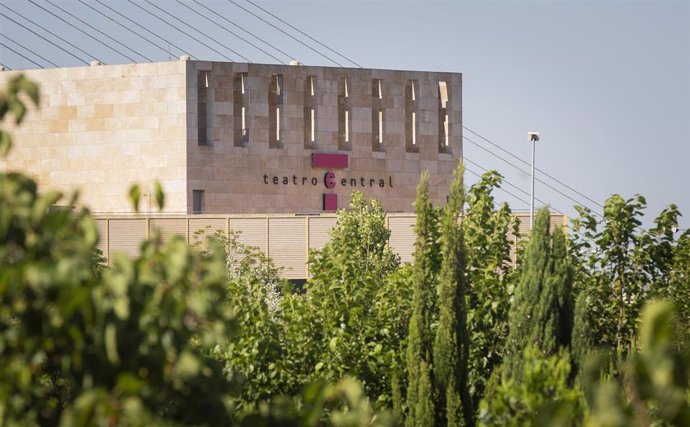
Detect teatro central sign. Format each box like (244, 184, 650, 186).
(262, 173, 393, 189)
(261, 153, 392, 211)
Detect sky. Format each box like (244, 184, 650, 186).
(1, 0, 689, 229)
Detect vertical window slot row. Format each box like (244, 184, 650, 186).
(338, 77, 352, 150)
(372, 79, 384, 151)
(197, 70, 211, 146)
(406, 80, 418, 152)
(438, 81, 451, 152)
(269, 74, 284, 148)
(234, 72, 249, 147)
(305, 76, 317, 149)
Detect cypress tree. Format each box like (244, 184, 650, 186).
(504, 208, 574, 378)
(551, 227, 574, 349)
(571, 288, 595, 372)
(406, 171, 440, 426)
(432, 163, 471, 426)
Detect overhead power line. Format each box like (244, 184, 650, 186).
(244, 0, 362, 68)
(141, 0, 250, 62)
(0, 7, 89, 65)
(0, 41, 43, 68)
(227, 0, 343, 67)
(1, 34, 58, 67)
(93, 0, 195, 60)
(464, 156, 565, 215)
(185, 0, 292, 63)
(126, 0, 240, 62)
(445, 147, 561, 214)
(36, 0, 147, 63)
(464, 126, 605, 210)
(79, 0, 169, 62)
(465, 165, 531, 208)
(464, 135, 603, 217)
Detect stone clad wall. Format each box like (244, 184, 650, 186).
(1, 60, 462, 215)
(186, 61, 462, 214)
(0, 62, 189, 214)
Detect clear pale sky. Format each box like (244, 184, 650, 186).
(1, 0, 688, 228)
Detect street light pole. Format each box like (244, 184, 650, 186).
(528, 132, 540, 230)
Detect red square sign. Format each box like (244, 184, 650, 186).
(323, 193, 337, 211)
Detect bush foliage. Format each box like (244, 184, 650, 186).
(1, 76, 689, 426)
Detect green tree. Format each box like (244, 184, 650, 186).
(504, 208, 573, 378)
(375, 264, 415, 416)
(478, 347, 582, 427)
(206, 230, 289, 416)
(569, 196, 684, 361)
(669, 232, 690, 348)
(0, 74, 39, 155)
(462, 171, 518, 406)
(0, 74, 239, 426)
(240, 377, 398, 427)
(582, 300, 690, 427)
(0, 167, 238, 425)
(571, 286, 596, 373)
(406, 171, 440, 426)
(243, 192, 406, 412)
(432, 163, 471, 426)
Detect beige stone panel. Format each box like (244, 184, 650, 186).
(153, 127, 185, 142)
(121, 90, 142, 104)
(78, 105, 96, 119)
(57, 106, 78, 120)
(49, 120, 69, 133)
(115, 128, 152, 143)
(85, 118, 107, 132)
(65, 93, 86, 107)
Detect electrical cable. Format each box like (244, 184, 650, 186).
(464, 126, 605, 209)
(244, 0, 362, 68)
(464, 135, 603, 217)
(0, 63, 12, 71)
(465, 164, 531, 208)
(0, 8, 89, 65)
(126, 0, 239, 62)
(0, 41, 43, 68)
(191, 0, 294, 61)
(177, 0, 292, 63)
(141, 0, 251, 62)
(446, 148, 554, 213)
(37, 0, 147, 63)
(78, 0, 173, 60)
(463, 156, 563, 214)
(93, 0, 195, 60)
(1, 34, 58, 67)
(448, 143, 571, 219)
(227, 0, 343, 67)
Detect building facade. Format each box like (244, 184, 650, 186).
(0, 59, 463, 214)
(1, 60, 570, 278)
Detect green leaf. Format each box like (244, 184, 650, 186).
(128, 184, 141, 213)
(153, 180, 165, 211)
(175, 351, 201, 378)
(0, 130, 11, 156)
(105, 322, 120, 364)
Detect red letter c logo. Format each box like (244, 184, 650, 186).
(324, 172, 336, 189)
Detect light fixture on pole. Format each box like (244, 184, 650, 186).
(528, 131, 540, 230)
